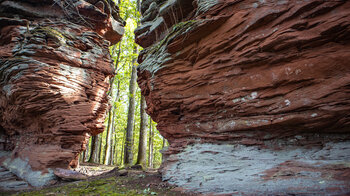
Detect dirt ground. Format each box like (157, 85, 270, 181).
(1, 163, 199, 196)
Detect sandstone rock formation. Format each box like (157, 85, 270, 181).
(136, 0, 350, 194)
(0, 0, 124, 186)
(0, 165, 29, 190)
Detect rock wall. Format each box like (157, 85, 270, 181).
(136, 0, 350, 194)
(0, 0, 124, 186)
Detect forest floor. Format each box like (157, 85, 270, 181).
(1, 163, 198, 196)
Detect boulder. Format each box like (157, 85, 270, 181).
(54, 168, 87, 181)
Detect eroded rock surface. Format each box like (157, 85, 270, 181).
(0, 165, 29, 191)
(54, 168, 87, 181)
(0, 0, 124, 186)
(136, 0, 350, 194)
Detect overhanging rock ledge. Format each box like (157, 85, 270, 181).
(135, 0, 350, 194)
(0, 0, 124, 186)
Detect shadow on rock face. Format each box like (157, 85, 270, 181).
(135, 0, 350, 194)
(0, 0, 124, 187)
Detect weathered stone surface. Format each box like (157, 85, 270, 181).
(0, 165, 29, 191)
(136, 0, 350, 194)
(0, 181, 29, 191)
(163, 135, 350, 195)
(54, 168, 87, 181)
(0, 0, 124, 186)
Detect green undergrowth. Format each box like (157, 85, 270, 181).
(14, 176, 163, 196)
(13, 174, 178, 196)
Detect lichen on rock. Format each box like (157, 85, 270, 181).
(195, 0, 218, 16)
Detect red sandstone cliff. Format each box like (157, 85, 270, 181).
(136, 0, 350, 194)
(0, 0, 123, 186)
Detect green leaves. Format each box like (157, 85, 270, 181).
(94, 0, 165, 168)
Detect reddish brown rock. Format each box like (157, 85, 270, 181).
(0, 0, 124, 186)
(136, 0, 350, 194)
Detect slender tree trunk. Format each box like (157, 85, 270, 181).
(150, 127, 154, 168)
(103, 112, 112, 165)
(162, 137, 166, 161)
(84, 138, 89, 162)
(110, 102, 118, 165)
(136, 95, 148, 167)
(114, 128, 118, 165)
(123, 46, 138, 166)
(105, 81, 121, 165)
(97, 134, 102, 163)
(110, 129, 115, 165)
(103, 109, 113, 164)
(104, 107, 115, 165)
(132, 115, 136, 159)
(80, 145, 85, 163)
(88, 135, 97, 163)
(77, 155, 80, 168)
(80, 151, 84, 163)
(104, 41, 122, 165)
(113, 81, 121, 166)
(120, 128, 126, 165)
(107, 112, 115, 165)
(148, 119, 154, 168)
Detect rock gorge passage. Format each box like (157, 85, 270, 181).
(0, 0, 124, 186)
(135, 0, 350, 195)
(0, 0, 349, 195)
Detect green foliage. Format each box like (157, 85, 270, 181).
(84, 0, 167, 169)
(16, 176, 164, 196)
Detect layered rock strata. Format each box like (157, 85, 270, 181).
(0, 165, 29, 191)
(136, 0, 350, 194)
(0, 0, 124, 186)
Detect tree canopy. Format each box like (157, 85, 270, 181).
(81, 0, 167, 169)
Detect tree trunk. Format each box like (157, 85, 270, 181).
(136, 95, 148, 167)
(123, 45, 138, 166)
(103, 111, 112, 165)
(148, 119, 154, 168)
(120, 128, 126, 165)
(113, 125, 118, 165)
(110, 129, 115, 165)
(103, 42, 121, 165)
(84, 138, 90, 162)
(107, 112, 115, 165)
(113, 81, 121, 166)
(123, 63, 137, 166)
(104, 102, 117, 165)
(162, 137, 166, 162)
(97, 134, 102, 163)
(110, 101, 118, 164)
(88, 135, 98, 163)
(80, 151, 84, 163)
